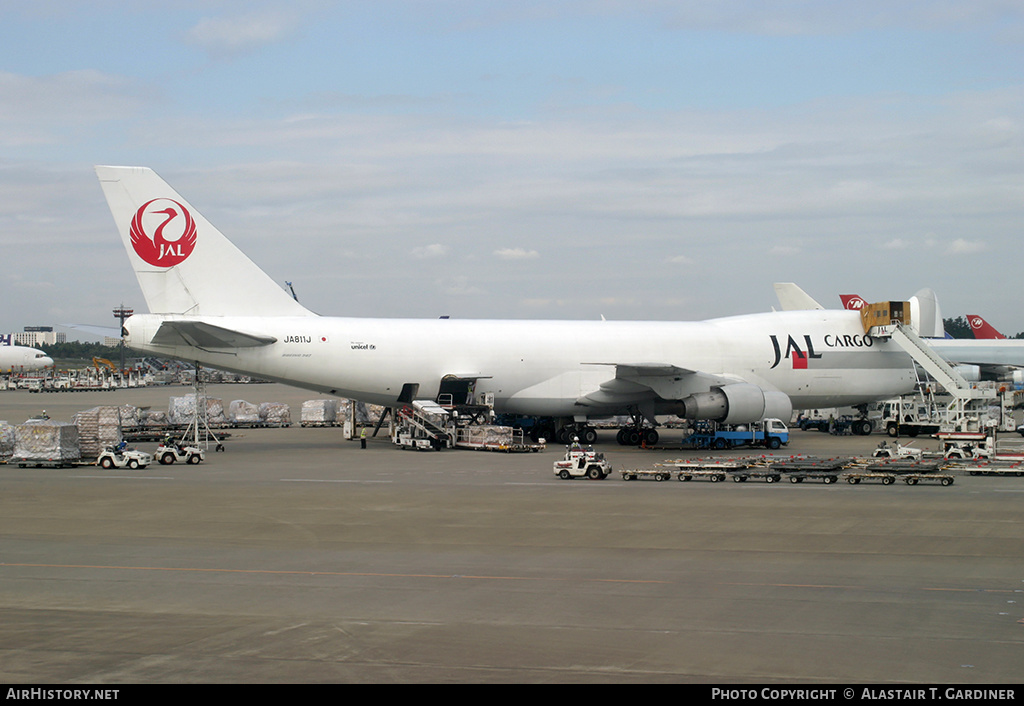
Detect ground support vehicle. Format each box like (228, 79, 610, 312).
(553, 446, 612, 480)
(938, 431, 992, 460)
(454, 426, 544, 453)
(657, 458, 759, 482)
(96, 446, 153, 470)
(844, 458, 951, 485)
(951, 460, 1024, 477)
(12, 458, 79, 469)
(619, 468, 676, 482)
(155, 443, 205, 465)
(679, 419, 789, 450)
(900, 473, 955, 486)
(727, 468, 784, 483)
(871, 440, 924, 459)
(767, 456, 856, 484)
(843, 470, 898, 485)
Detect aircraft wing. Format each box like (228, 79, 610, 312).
(151, 320, 277, 349)
(577, 363, 732, 411)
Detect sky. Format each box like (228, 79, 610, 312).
(1, 1, 1023, 339)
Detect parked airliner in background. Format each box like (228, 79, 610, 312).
(0, 336, 53, 373)
(834, 291, 1024, 382)
(967, 315, 1007, 339)
(97, 166, 917, 443)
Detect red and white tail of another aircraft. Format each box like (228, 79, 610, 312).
(839, 295, 868, 311)
(967, 315, 1007, 339)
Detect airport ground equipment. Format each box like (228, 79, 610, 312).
(155, 442, 204, 465)
(678, 418, 789, 450)
(554, 445, 612, 480)
(395, 400, 545, 452)
(843, 458, 952, 486)
(880, 391, 944, 438)
(871, 440, 923, 459)
(641, 458, 765, 482)
(96, 445, 152, 470)
(953, 460, 1024, 477)
(765, 456, 857, 484)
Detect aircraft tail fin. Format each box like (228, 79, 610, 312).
(967, 315, 1006, 339)
(95, 166, 314, 317)
(773, 283, 823, 311)
(839, 294, 867, 310)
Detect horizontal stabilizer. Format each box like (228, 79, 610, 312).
(151, 320, 277, 349)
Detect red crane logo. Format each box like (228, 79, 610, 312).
(129, 198, 197, 267)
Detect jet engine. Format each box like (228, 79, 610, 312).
(680, 383, 792, 425)
(952, 364, 981, 383)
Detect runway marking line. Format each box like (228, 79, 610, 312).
(2, 563, 1015, 593)
(0, 562, 670, 585)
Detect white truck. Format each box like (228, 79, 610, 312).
(97, 445, 153, 470)
(553, 445, 612, 480)
(156, 442, 205, 465)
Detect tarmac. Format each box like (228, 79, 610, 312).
(2, 384, 1023, 683)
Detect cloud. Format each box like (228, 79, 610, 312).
(185, 11, 300, 57)
(494, 247, 539, 260)
(411, 243, 448, 259)
(947, 238, 988, 254)
(882, 238, 911, 250)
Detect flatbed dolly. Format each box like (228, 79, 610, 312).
(620, 468, 676, 482)
(765, 456, 857, 484)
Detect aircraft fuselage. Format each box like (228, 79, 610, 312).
(125, 308, 915, 417)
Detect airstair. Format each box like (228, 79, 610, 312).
(394, 400, 452, 450)
(862, 301, 1006, 434)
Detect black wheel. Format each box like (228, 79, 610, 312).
(714, 438, 727, 450)
(100, 457, 114, 469)
(581, 428, 597, 445)
(709, 473, 720, 483)
(887, 423, 899, 438)
(127, 459, 139, 469)
(559, 469, 570, 480)
(941, 477, 953, 486)
(847, 477, 859, 484)
(823, 475, 834, 484)
(625, 430, 641, 446)
(768, 437, 781, 450)
(643, 429, 659, 446)
(160, 454, 175, 465)
(790, 476, 800, 483)
(882, 476, 894, 485)
(766, 475, 777, 483)
(732, 474, 743, 483)
(654, 473, 665, 482)
(587, 465, 602, 480)
(187, 454, 201, 465)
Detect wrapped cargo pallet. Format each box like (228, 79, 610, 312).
(229, 400, 261, 425)
(118, 405, 142, 429)
(14, 420, 81, 465)
(301, 399, 338, 426)
(73, 406, 123, 460)
(142, 409, 170, 426)
(0, 421, 14, 462)
(463, 425, 515, 447)
(169, 395, 227, 427)
(259, 402, 291, 426)
(355, 402, 386, 424)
